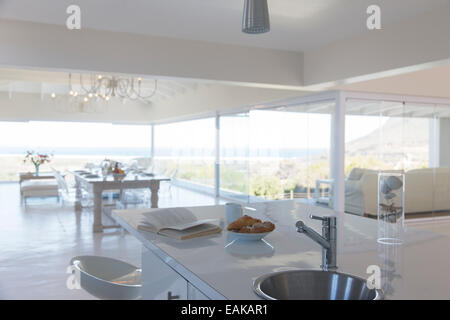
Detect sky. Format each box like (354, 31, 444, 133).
(0, 111, 383, 151)
(0, 121, 151, 148)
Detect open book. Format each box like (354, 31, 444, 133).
(137, 207, 221, 240)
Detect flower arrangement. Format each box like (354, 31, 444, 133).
(24, 151, 52, 175)
(101, 159, 124, 176)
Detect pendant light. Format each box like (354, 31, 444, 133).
(242, 0, 270, 34)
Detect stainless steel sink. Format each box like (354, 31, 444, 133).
(253, 270, 382, 300)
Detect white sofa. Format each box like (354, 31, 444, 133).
(345, 167, 450, 216)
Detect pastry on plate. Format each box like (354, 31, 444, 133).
(227, 215, 275, 233)
(227, 215, 261, 231)
(251, 221, 275, 233)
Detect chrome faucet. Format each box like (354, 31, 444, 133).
(296, 215, 337, 271)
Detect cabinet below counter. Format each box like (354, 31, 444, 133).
(142, 247, 210, 300)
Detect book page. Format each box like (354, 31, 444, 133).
(158, 223, 222, 240)
(163, 219, 218, 231)
(140, 207, 198, 232)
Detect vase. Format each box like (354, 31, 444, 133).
(377, 172, 405, 245)
(34, 164, 40, 176)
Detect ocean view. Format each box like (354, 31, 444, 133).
(0, 146, 327, 158)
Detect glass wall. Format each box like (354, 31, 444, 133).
(248, 105, 332, 201)
(345, 99, 450, 220)
(219, 101, 334, 204)
(220, 113, 250, 199)
(0, 121, 151, 181)
(345, 101, 430, 174)
(153, 118, 215, 187)
(5, 93, 448, 219)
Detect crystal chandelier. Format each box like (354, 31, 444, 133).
(56, 73, 158, 104)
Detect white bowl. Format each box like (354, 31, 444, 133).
(228, 230, 272, 241)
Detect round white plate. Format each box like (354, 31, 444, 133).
(228, 231, 271, 241)
(225, 239, 274, 257)
(141, 173, 155, 177)
(85, 174, 100, 178)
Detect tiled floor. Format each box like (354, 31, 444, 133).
(0, 182, 223, 299)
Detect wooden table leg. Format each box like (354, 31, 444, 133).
(93, 189, 103, 233)
(149, 180, 160, 208)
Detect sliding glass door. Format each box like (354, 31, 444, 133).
(153, 118, 215, 188)
(219, 113, 250, 201)
(218, 101, 334, 205)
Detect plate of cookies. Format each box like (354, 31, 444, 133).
(227, 215, 275, 241)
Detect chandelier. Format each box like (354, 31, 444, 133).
(52, 73, 158, 105)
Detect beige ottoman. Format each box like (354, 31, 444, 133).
(21, 180, 59, 203)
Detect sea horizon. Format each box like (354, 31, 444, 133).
(0, 146, 327, 159)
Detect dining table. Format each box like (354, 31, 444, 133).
(71, 170, 170, 232)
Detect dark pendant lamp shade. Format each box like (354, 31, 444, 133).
(242, 0, 270, 34)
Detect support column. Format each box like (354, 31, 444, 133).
(330, 92, 346, 259)
(330, 92, 345, 213)
(439, 118, 450, 167)
(215, 114, 220, 198)
(150, 124, 155, 171)
(429, 117, 440, 168)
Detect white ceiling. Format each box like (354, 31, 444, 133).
(0, 0, 448, 52)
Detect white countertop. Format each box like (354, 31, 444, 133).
(112, 200, 450, 300)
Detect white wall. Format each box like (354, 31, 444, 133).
(146, 84, 306, 123)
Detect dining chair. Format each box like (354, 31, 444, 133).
(167, 168, 178, 196)
(52, 169, 93, 207)
(132, 157, 152, 172)
(116, 188, 149, 209)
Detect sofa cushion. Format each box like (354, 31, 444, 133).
(347, 168, 365, 181)
(347, 168, 378, 181)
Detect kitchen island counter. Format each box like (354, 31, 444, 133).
(112, 201, 450, 300)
